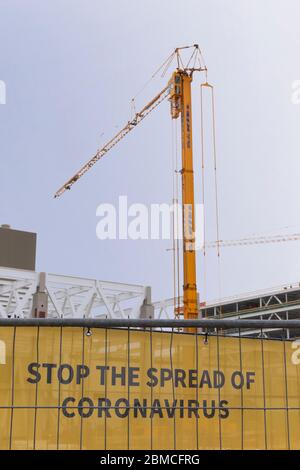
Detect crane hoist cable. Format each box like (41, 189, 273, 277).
(171, 118, 181, 318)
(175, 119, 181, 318)
(201, 82, 221, 256)
(161, 52, 177, 78)
(246, 224, 300, 238)
(211, 85, 221, 259)
(210, 83, 222, 299)
(200, 82, 207, 303)
(200, 80, 223, 300)
(131, 50, 176, 111)
(171, 119, 177, 317)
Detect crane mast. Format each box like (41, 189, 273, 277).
(169, 71, 198, 320)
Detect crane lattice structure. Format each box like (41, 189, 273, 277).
(205, 233, 300, 249)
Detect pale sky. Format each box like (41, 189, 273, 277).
(1, 0, 300, 304)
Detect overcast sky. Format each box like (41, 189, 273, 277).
(1, 0, 300, 304)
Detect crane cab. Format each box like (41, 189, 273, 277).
(168, 71, 182, 119)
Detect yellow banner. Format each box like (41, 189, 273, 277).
(0, 326, 299, 450)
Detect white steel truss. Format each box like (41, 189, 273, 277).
(2, 265, 300, 337)
(0, 267, 147, 319)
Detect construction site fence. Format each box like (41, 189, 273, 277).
(0, 318, 300, 450)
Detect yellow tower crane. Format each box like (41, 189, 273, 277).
(54, 45, 208, 322)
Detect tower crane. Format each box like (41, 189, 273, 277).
(205, 233, 300, 249)
(54, 45, 208, 323)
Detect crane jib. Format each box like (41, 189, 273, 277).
(54, 85, 170, 198)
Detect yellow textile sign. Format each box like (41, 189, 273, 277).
(0, 326, 299, 449)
